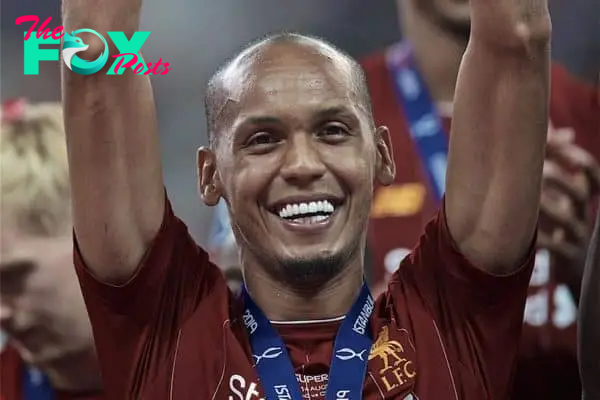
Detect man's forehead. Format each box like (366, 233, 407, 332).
(221, 44, 356, 102)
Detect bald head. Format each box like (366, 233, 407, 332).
(204, 33, 373, 147)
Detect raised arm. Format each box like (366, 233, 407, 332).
(61, 0, 164, 283)
(580, 205, 600, 400)
(445, 0, 551, 273)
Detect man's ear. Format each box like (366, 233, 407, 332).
(197, 147, 222, 206)
(375, 126, 395, 186)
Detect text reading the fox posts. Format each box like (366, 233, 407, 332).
(16, 15, 172, 76)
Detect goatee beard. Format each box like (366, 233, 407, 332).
(276, 241, 361, 291)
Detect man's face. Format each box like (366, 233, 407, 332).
(204, 44, 393, 286)
(401, 0, 471, 38)
(0, 217, 93, 366)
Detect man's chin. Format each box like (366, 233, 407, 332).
(272, 246, 356, 288)
(419, 1, 471, 40)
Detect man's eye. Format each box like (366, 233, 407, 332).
(319, 124, 349, 138)
(247, 132, 278, 147)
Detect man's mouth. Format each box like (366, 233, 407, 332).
(269, 198, 343, 225)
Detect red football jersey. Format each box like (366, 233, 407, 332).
(0, 345, 22, 400)
(362, 50, 600, 400)
(75, 198, 533, 399)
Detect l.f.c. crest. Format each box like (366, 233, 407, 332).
(368, 326, 417, 394)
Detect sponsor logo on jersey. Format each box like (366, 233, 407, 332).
(384, 248, 412, 275)
(524, 249, 577, 329)
(228, 374, 264, 400)
(371, 183, 425, 218)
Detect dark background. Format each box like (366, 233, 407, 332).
(2, 0, 598, 243)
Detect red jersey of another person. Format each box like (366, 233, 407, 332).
(75, 197, 533, 399)
(362, 48, 600, 399)
(0, 345, 103, 400)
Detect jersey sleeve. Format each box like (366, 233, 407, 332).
(390, 200, 535, 398)
(73, 193, 228, 398)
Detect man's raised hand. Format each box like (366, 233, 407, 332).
(470, 0, 551, 51)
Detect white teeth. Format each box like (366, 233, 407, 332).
(311, 215, 328, 223)
(299, 203, 309, 215)
(286, 215, 330, 225)
(277, 199, 337, 219)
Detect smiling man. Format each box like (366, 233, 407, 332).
(61, 0, 550, 398)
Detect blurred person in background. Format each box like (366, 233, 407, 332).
(580, 198, 600, 400)
(0, 100, 103, 400)
(362, 1, 600, 398)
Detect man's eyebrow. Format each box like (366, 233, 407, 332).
(313, 105, 355, 120)
(236, 115, 283, 127)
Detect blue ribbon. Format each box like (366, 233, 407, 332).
(386, 42, 449, 203)
(22, 366, 54, 400)
(243, 283, 374, 400)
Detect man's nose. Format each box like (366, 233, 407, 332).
(280, 134, 326, 185)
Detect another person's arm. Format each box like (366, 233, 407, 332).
(539, 133, 600, 303)
(579, 206, 600, 400)
(62, 0, 164, 283)
(445, 0, 550, 273)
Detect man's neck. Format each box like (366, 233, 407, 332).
(243, 259, 364, 321)
(400, 8, 468, 103)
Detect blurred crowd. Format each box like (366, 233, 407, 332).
(1, 0, 598, 399)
